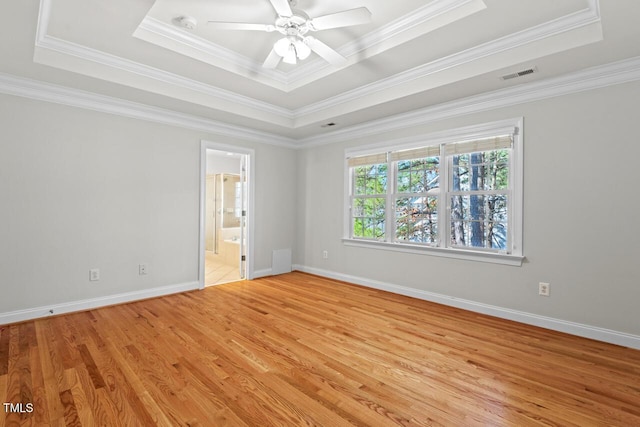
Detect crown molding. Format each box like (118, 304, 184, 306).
(35, 33, 295, 123)
(299, 55, 640, 147)
(35, 0, 294, 125)
(0, 72, 298, 148)
(133, 0, 485, 92)
(132, 0, 601, 117)
(294, 0, 602, 117)
(2, 55, 639, 150)
(343, 0, 486, 57)
(134, 16, 290, 90)
(19, 0, 635, 149)
(34, 0, 602, 129)
(286, 0, 487, 85)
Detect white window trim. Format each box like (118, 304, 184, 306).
(343, 118, 524, 266)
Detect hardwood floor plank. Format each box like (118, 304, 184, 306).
(173, 356, 273, 426)
(17, 324, 34, 415)
(118, 343, 202, 425)
(0, 372, 7, 427)
(84, 336, 164, 427)
(5, 326, 25, 427)
(50, 318, 81, 372)
(92, 388, 125, 427)
(0, 326, 9, 377)
(73, 362, 101, 426)
(64, 368, 96, 427)
(59, 389, 80, 427)
(28, 344, 49, 427)
(2, 272, 640, 426)
(76, 344, 106, 390)
(34, 322, 65, 423)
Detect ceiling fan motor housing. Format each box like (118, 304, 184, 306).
(275, 10, 310, 37)
(207, 1, 371, 68)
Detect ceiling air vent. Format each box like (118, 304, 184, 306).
(501, 67, 537, 81)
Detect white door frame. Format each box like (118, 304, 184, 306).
(199, 140, 255, 289)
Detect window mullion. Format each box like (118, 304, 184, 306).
(440, 144, 449, 249)
(386, 157, 396, 243)
(349, 166, 355, 239)
(507, 147, 515, 253)
(507, 187, 513, 254)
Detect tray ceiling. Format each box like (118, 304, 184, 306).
(1, 0, 639, 143)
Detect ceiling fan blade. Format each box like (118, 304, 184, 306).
(207, 22, 275, 32)
(263, 48, 282, 69)
(308, 7, 372, 31)
(305, 37, 347, 67)
(269, 0, 293, 17)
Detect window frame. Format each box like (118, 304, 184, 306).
(343, 118, 524, 266)
(351, 163, 388, 241)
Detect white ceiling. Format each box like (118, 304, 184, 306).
(2, 0, 640, 144)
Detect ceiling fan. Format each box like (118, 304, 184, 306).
(208, 0, 372, 69)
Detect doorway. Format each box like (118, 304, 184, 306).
(199, 141, 254, 288)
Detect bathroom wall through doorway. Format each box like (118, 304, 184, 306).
(199, 141, 254, 288)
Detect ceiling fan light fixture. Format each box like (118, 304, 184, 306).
(209, 1, 372, 68)
(274, 37, 292, 57)
(274, 37, 310, 63)
(282, 47, 297, 64)
(294, 39, 311, 60)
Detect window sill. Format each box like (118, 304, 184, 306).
(342, 239, 524, 266)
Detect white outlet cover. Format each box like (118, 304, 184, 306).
(539, 282, 550, 296)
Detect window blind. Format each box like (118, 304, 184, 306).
(389, 145, 441, 162)
(347, 152, 388, 167)
(444, 135, 513, 156)
(348, 134, 512, 167)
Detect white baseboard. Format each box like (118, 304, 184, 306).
(253, 268, 273, 279)
(0, 281, 199, 325)
(292, 264, 640, 350)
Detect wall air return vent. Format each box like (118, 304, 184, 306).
(501, 67, 538, 81)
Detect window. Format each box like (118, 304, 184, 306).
(344, 119, 523, 265)
(351, 153, 388, 240)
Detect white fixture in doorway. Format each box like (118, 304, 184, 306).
(199, 141, 255, 289)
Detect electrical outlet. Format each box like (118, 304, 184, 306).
(322, 250, 328, 259)
(139, 264, 148, 275)
(89, 268, 100, 281)
(539, 282, 550, 296)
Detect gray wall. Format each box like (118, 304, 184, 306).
(295, 80, 640, 337)
(2, 78, 639, 343)
(0, 94, 296, 314)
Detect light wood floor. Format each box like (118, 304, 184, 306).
(204, 250, 241, 286)
(1, 272, 639, 426)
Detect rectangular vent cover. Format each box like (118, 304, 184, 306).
(502, 67, 537, 80)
